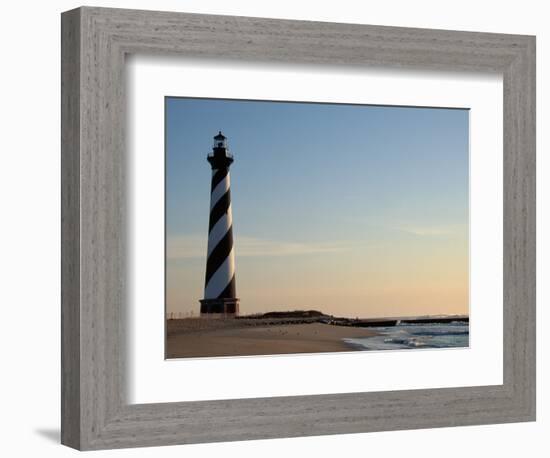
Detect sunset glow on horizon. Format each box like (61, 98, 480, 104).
(165, 98, 469, 319)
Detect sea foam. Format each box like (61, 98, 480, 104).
(344, 322, 469, 351)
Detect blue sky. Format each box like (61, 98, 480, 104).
(166, 97, 469, 318)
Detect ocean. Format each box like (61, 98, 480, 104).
(344, 321, 469, 351)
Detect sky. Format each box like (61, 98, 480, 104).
(165, 97, 469, 319)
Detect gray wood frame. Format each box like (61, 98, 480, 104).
(61, 6, 536, 451)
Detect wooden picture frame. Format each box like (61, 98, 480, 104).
(61, 6, 536, 450)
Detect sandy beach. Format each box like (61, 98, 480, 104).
(166, 319, 377, 358)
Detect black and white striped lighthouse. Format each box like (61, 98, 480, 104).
(199, 132, 239, 316)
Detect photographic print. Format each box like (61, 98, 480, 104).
(165, 97, 469, 359)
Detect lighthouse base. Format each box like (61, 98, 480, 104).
(199, 298, 240, 317)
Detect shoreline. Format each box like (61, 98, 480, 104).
(166, 320, 379, 359)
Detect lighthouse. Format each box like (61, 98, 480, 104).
(200, 132, 240, 317)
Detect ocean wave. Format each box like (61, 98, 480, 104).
(344, 323, 469, 351)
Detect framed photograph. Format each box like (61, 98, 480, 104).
(61, 6, 536, 450)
